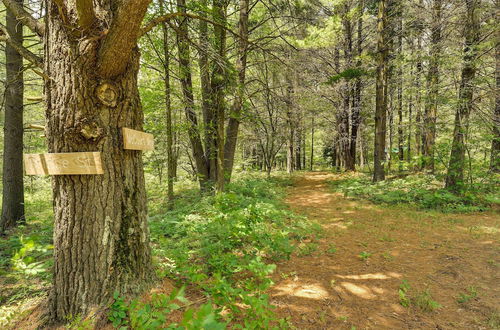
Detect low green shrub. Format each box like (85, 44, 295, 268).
(148, 175, 318, 328)
(328, 174, 498, 212)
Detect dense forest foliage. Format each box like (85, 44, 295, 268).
(0, 0, 498, 328)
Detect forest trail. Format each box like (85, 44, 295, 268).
(270, 172, 499, 330)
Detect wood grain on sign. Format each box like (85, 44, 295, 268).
(122, 127, 154, 151)
(24, 152, 104, 175)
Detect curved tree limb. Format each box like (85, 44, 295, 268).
(97, 0, 151, 78)
(76, 0, 96, 31)
(2, 0, 45, 37)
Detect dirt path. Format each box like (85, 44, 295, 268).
(270, 172, 500, 330)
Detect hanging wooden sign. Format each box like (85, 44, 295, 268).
(24, 152, 104, 175)
(122, 127, 154, 151)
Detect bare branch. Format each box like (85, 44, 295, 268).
(2, 0, 45, 36)
(0, 22, 43, 67)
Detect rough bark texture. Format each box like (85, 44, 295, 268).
(445, 0, 480, 191)
(45, 0, 152, 320)
(1, 0, 25, 233)
(373, 0, 388, 182)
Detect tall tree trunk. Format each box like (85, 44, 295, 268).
(414, 19, 423, 167)
(211, 0, 228, 192)
(224, 0, 249, 182)
(176, 0, 209, 188)
(342, 6, 355, 171)
(1, 0, 25, 233)
(422, 0, 442, 172)
(160, 0, 174, 208)
(350, 0, 364, 172)
(286, 52, 295, 174)
(373, 0, 388, 182)
(45, 0, 153, 320)
(198, 0, 216, 184)
(445, 0, 480, 191)
(397, 7, 404, 172)
(490, 2, 500, 173)
(310, 116, 314, 171)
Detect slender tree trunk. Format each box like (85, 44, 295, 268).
(397, 8, 404, 172)
(445, 0, 480, 191)
(45, 0, 153, 320)
(310, 116, 314, 171)
(415, 33, 423, 166)
(286, 52, 295, 174)
(1, 0, 25, 233)
(160, 0, 174, 208)
(210, 0, 228, 192)
(198, 0, 216, 183)
(422, 0, 442, 172)
(490, 3, 500, 173)
(342, 6, 355, 171)
(176, 0, 209, 188)
(407, 61, 414, 162)
(373, 0, 388, 182)
(224, 0, 249, 182)
(350, 0, 364, 172)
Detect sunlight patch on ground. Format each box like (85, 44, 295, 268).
(477, 226, 500, 234)
(274, 282, 330, 300)
(339, 282, 377, 299)
(334, 272, 401, 280)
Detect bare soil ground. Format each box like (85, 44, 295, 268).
(270, 172, 500, 330)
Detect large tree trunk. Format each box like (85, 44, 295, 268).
(373, 0, 388, 182)
(445, 0, 480, 191)
(45, 0, 153, 320)
(422, 0, 442, 172)
(1, 0, 25, 233)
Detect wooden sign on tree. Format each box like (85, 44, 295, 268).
(24, 152, 104, 175)
(122, 127, 154, 151)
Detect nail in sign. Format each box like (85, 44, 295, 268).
(122, 127, 154, 151)
(24, 152, 104, 175)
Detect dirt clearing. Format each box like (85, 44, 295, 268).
(270, 172, 500, 329)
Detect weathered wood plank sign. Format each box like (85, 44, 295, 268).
(24, 152, 104, 175)
(122, 127, 154, 151)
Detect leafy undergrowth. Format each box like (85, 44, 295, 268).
(1, 174, 319, 329)
(0, 179, 54, 327)
(143, 174, 320, 329)
(328, 172, 499, 212)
